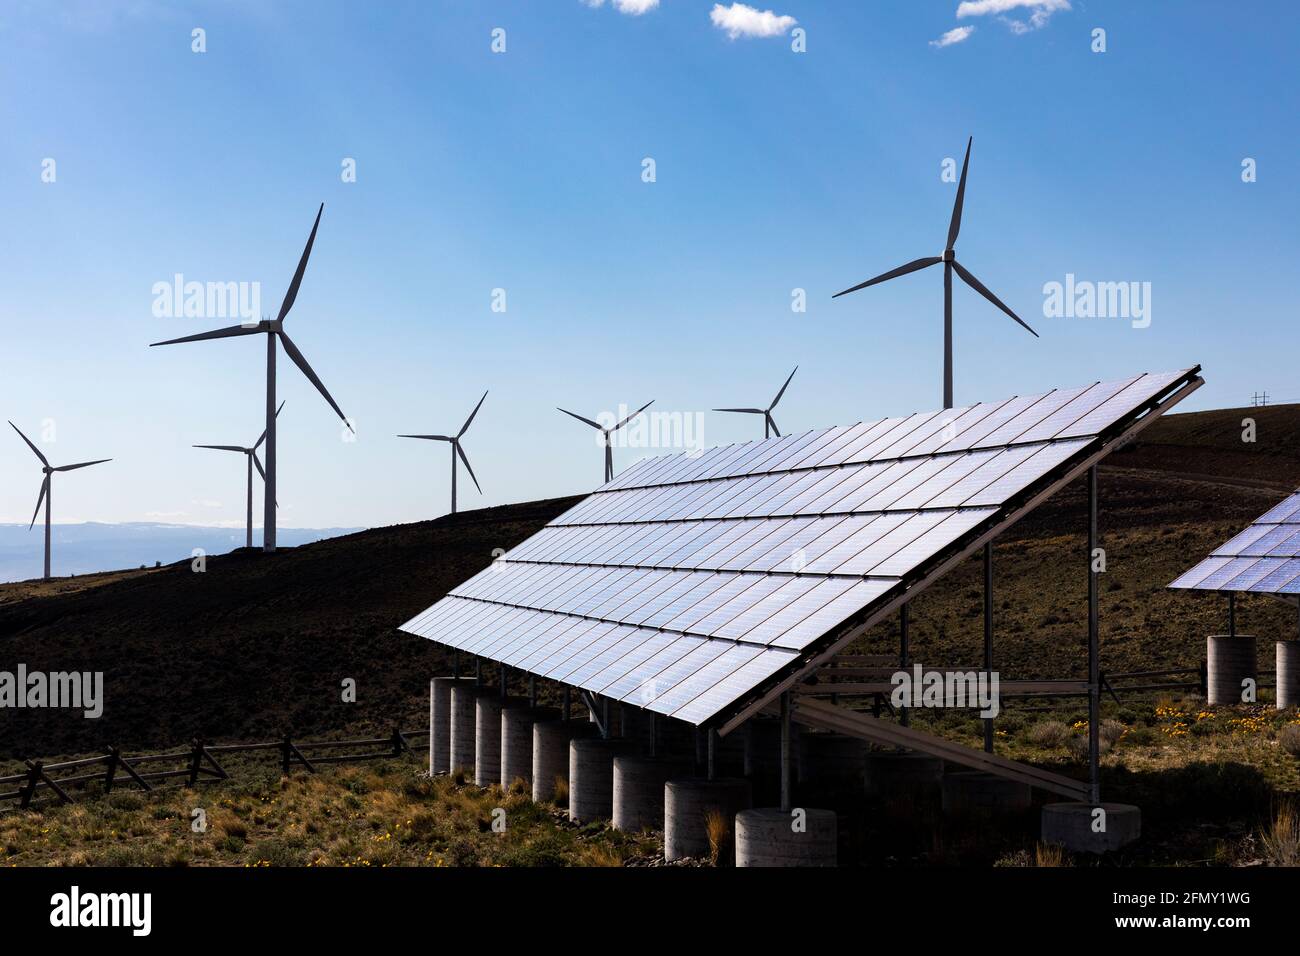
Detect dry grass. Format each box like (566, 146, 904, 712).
(1027, 721, 1070, 748)
(1280, 724, 1300, 757)
(1035, 843, 1067, 867)
(1259, 801, 1300, 867)
(705, 808, 730, 867)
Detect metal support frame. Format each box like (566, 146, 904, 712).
(602, 698, 610, 739)
(779, 691, 792, 812)
(452, 651, 460, 680)
(1087, 465, 1101, 806)
(474, 658, 482, 687)
(1228, 592, 1236, 637)
(528, 676, 537, 707)
(899, 603, 910, 728)
(984, 541, 994, 754)
(499, 664, 507, 698)
(706, 728, 716, 780)
(563, 686, 571, 721)
(649, 713, 658, 757)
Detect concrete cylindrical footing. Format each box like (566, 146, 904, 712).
(1277, 641, 1300, 710)
(612, 756, 687, 833)
(865, 751, 944, 798)
(569, 738, 640, 822)
(941, 771, 1032, 815)
(664, 777, 752, 863)
(501, 706, 556, 790)
(429, 676, 473, 775)
(1041, 802, 1141, 853)
(449, 684, 483, 776)
(735, 807, 837, 867)
(532, 719, 596, 803)
(475, 696, 525, 787)
(1207, 634, 1257, 705)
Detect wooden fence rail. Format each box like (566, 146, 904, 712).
(0, 728, 430, 811)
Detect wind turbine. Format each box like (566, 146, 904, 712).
(9, 422, 111, 581)
(398, 391, 488, 515)
(150, 203, 350, 552)
(557, 400, 654, 483)
(714, 366, 797, 439)
(193, 401, 284, 549)
(832, 137, 1038, 409)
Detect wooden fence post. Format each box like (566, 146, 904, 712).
(104, 748, 120, 793)
(19, 761, 42, 809)
(187, 739, 204, 787)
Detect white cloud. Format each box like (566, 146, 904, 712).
(930, 25, 975, 47)
(956, 0, 1069, 32)
(582, 0, 661, 14)
(709, 3, 797, 39)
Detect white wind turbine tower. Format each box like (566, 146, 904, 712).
(193, 401, 284, 549)
(557, 400, 654, 483)
(714, 366, 797, 439)
(9, 422, 111, 581)
(398, 391, 488, 515)
(150, 204, 351, 553)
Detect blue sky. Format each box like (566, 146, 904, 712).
(0, 0, 1295, 529)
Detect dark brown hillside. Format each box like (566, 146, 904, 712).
(3, 404, 1299, 764)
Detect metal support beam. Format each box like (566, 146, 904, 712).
(474, 657, 482, 687)
(528, 676, 537, 707)
(452, 651, 460, 680)
(984, 541, 994, 754)
(601, 698, 610, 740)
(649, 713, 658, 757)
(1087, 465, 1101, 806)
(779, 692, 792, 812)
(563, 687, 571, 721)
(707, 728, 716, 781)
(1229, 592, 1236, 637)
(899, 603, 910, 728)
(499, 665, 507, 698)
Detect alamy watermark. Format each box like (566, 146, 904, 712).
(1042, 274, 1151, 329)
(0, 665, 103, 718)
(890, 665, 1000, 719)
(151, 274, 262, 325)
(598, 404, 705, 453)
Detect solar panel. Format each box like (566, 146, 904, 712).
(1169, 489, 1300, 596)
(401, 368, 1201, 729)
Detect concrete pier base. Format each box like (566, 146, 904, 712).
(1041, 802, 1141, 853)
(569, 738, 640, 822)
(531, 719, 596, 804)
(429, 676, 473, 775)
(1207, 634, 1257, 705)
(475, 696, 523, 787)
(864, 751, 944, 798)
(941, 771, 1032, 815)
(664, 777, 752, 863)
(735, 807, 837, 867)
(449, 684, 484, 777)
(501, 706, 556, 790)
(612, 756, 687, 833)
(1277, 641, 1300, 710)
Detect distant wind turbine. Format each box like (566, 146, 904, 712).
(832, 137, 1038, 409)
(398, 391, 488, 515)
(9, 421, 111, 580)
(194, 401, 284, 549)
(150, 203, 351, 552)
(714, 366, 797, 439)
(557, 400, 654, 483)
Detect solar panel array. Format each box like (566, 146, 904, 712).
(1169, 491, 1300, 595)
(401, 368, 1198, 727)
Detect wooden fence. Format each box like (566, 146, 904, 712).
(0, 728, 429, 810)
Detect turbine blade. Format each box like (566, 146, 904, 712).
(252, 452, 266, 480)
(398, 434, 452, 442)
(149, 324, 261, 348)
(456, 442, 481, 493)
(252, 400, 286, 451)
(612, 400, 654, 432)
(832, 256, 941, 298)
(278, 332, 352, 429)
(29, 476, 48, 530)
(771, 366, 798, 409)
(458, 390, 488, 437)
(194, 445, 247, 453)
(952, 260, 1039, 338)
(53, 458, 111, 472)
(277, 203, 324, 323)
(558, 408, 602, 429)
(767, 412, 782, 438)
(9, 421, 49, 466)
(946, 136, 972, 252)
(713, 408, 765, 415)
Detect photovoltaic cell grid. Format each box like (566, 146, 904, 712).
(1169, 491, 1300, 596)
(401, 369, 1198, 727)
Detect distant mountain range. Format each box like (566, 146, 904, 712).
(0, 522, 364, 583)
